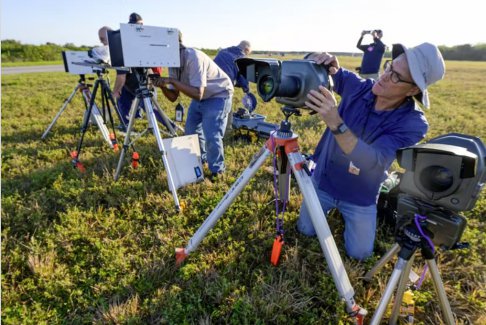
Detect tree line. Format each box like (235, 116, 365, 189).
(2, 39, 486, 62)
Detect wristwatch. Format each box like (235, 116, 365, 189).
(331, 123, 348, 135)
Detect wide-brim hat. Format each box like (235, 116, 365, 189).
(392, 43, 445, 108)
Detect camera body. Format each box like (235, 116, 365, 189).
(397, 133, 486, 211)
(363, 29, 382, 35)
(378, 133, 485, 250)
(235, 58, 330, 109)
(396, 194, 467, 249)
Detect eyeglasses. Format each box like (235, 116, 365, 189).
(383, 60, 415, 85)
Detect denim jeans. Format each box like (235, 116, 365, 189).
(118, 89, 140, 126)
(297, 181, 377, 260)
(118, 88, 168, 127)
(185, 96, 232, 173)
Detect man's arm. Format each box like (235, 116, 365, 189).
(154, 77, 204, 101)
(235, 74, 249, 93)
(112, 73, 126, 98)
(306, 86, 357, 154)
(356, 30, 368, 50)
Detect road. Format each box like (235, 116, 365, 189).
(2, 65, 64, 75)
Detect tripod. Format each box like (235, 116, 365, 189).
(70, 68, 124, 171)
(366, 221, 456, 325)
(114, 68, 183, 212)
(175, 107, 367, 324)
(42, 73, 114, 149)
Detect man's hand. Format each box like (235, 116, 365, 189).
(113, 88, 122, 99)
(151, 76, 171, 88)
(305, 85, 342, 129)
(308, 52, 340, 75)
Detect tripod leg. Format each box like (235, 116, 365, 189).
(364, 243, 401, 282)
(81, 86, 113, 148)
(71, 80, 101, 167)
(176, 145, 271, 264)
(104, 79, 126, 128)
(370, 257, 408, 325)
(389, 255, 415, 324)
(151, 97, 179, 136)
(287, 151, 366, 319)
(426, 258, 455, 325)
(41, 84, 80, 139)
(142, 96, 181, 211)
(114, 97, 141, 181)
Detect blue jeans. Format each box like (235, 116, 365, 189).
(297, 181, 377, 260)
(118, 89, 142, 126)
(118, 88, 169, 127)
(185, 96, 232, 174)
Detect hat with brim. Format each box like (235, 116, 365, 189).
(392, 43, 445, 108)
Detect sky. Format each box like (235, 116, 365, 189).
(1, 0, 485, 53)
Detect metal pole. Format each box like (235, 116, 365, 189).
(41, 83, 81, 139)
(370, 258, 408, 325)
(183, 146, 271, 255)
(142, 95, 181, 211)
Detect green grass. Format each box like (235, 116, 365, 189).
(2, 58, 486, 324)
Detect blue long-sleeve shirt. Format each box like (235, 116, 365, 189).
(357, 37, 386, 74)
(214, 46, 249, 92)
(312, 68, 428, 206)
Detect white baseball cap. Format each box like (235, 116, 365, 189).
(392, 43, 445, 108)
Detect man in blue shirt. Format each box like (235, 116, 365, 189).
(297, 43, 445, 260)
(356, 30, 386, 80)
(214, 41, 252, 131)
(214, 41, 251, 93)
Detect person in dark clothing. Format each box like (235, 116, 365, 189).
(214, 41, 251, 131)
(356, 30, 386, 80)
(214, 41, 252, 93)
(112, 13, 145, 129)
(112, 12, 164, 130)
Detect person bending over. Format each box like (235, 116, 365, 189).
(153, 35, 234, 180)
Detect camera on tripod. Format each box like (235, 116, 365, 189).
(363, 29, 382, 34)
(235, 58, 330, 109)
(108, 23, 180, 69)
(394, 133, 486, 249)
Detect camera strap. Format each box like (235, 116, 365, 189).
(270, 135, 285, 266)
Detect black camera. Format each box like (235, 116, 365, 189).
(397, 133, 486, 211)
(390, 133, 486, 249)
(235, 58, 330, 109)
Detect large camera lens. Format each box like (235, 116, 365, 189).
(420, 165, 454, 192)
(258, 75, 276, 97)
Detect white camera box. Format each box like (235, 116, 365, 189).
(163, 134, 204, 190)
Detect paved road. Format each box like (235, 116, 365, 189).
(2, 65, 64, 75)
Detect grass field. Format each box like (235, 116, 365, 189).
(2, 57, 486, 324)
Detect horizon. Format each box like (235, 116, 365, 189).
(2, 0, 485, 53)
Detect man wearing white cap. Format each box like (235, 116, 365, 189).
(297, 43, 445, 260)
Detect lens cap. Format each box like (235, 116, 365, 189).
(242, 92, 257, 113)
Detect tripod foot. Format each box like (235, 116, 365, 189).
(110, 133, 119, 152)
(70, 151, 86, 173)
(349, 305, 367, 325)
(178, 200, 186, 213)
(131, 152, 140, 169)
(175, 247, 188, 266)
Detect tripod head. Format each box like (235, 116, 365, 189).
(276, 106, 302, 138)
(131, 68, 150, 86)
(395, 219, 435, 261)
